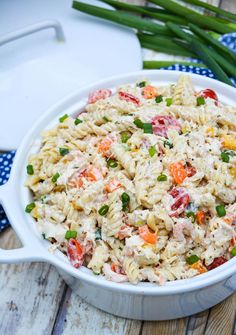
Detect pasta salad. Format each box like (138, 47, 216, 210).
(25, 75, 236, 285)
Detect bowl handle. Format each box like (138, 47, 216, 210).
(0, 20, 65, 47)
(0, 182, 50, 264)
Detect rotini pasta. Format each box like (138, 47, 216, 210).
(25, 75, 236, 285)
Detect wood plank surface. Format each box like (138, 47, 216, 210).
(0, 0, 236, 335)
(0, 228, 67, 335)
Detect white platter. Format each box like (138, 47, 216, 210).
(0, 0, 142, 150)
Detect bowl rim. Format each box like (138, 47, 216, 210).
(8, 69, 236, 295)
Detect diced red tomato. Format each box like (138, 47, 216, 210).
(206, 256, 227, 271)
(98, 137, 113, 157)
(142, 85, 158, 99)
(169, 187, 190, 217)
(139, 225, 157, 244)
(152, 115, 181, 138)
(88, 89, 112, 104)
(196, 211, 205, 225)
(169, 161, 187, 184)
(118, 91, 141, 106)
(104, 178, 122, 193)
(198, 89, 218, 101)
(67, 238, 85, 269)
(198, 89, 218, 106)
(185, 165, 197, 177)
(230, 237, 236, 247)
(86, 166, 103, 181)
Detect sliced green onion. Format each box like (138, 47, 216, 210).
(65, 230, 77, 240)
(143, 123, 153, 134)
(166, 98, 173, 107)
(121, 192, 130, 211)
(98, 205, 109, 216)
(186, 254, 200, 265)
(137, 81, 146, 88)
(164, 140, 173, 149)
(59, 147, 69, 156)
(181, 0, 236, 23)
(95, 228, 102, 240)
(133, 118, 143, 129)
(72, 1, 172, 35)
(107, 159, 118, 168)
(216, 205, 226, 217)
(149, 146, 156, 157)
(189, 23, 236, 63)
(138, 33, 195, 58)
(74, 118, 83, 125)
(51, 172, 60, 183)
(186, 211, 196, 222)
(26, 164, 34, 175)
(230, 246, 236, 257)
(121, 131, 131, 143)
(100, 0, 188, 25)
(221, 151, 230, 163)
(157, 174, 167, 182)
(25, 202, 36, 213)
(59, 114, 68, 123)
(143, 60, 206, 69)
(155, 95, 163, 103)
(103, 116, 109, 122)
(196, 96, 205, 106)
(150, 0, 235, 34)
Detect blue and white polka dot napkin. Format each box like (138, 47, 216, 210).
(0, 151, 15, 232)
(0, 33, 235, 232)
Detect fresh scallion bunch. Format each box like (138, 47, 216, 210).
(72, 0, 236, 86)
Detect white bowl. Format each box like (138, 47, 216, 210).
(1, 70, 236, 320)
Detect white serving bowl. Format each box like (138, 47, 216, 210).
(1, 70, 236, 320)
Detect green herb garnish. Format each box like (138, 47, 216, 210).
(65, 230, 77, 240)
(98, 205, 109, 216)
(166, 98, 173, 106)
(74, 118, 83, 125)
(196, 96, 206, 106)
(186, 255, 200, 265)
(186, 211, 196, 222)
(25, 202, 36, 213)
(143, 123, 153, 134)
(230, 245, 236, 257)
(149, 146, 156, 157)
(51, 172, 60, 183)
(133, 118, 144, 129)
(155, 95, 163, 103)
(216, 205, 226, 217)
(107, 159, 118, 168)
(59, 114, 68, 123)
(157, 174, 167, 182)
(121, 192, 130, 211)
(103, 116, 109, 122)
(137, 81, 146, 88)
(26, 164, 34, 175)
(121, 131, 131, 143)
(59, 148, 69, 156)
(221, 151, 230, 163)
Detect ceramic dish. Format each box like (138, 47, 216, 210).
(0, 70, 236, 320)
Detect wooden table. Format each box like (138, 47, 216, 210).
(1, 1, 236, 334)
